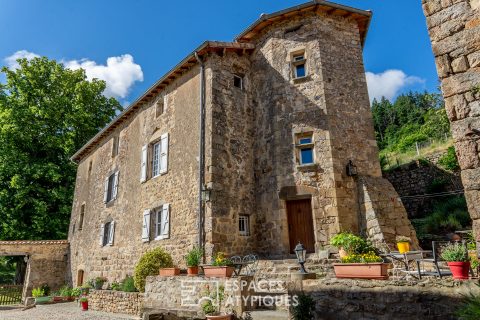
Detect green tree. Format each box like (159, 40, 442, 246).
(0, 57, 121, 240)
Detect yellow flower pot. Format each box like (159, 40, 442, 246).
(397, 242, 410, 253)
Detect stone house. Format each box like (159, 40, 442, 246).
(68, 0, 418, 285)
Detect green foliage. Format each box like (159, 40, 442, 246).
(79, 296, 88, 303)
(330, 232, 376, 255)
(426, 177, 449, 193)
(0, 257, 15, 283)
(133, 247, 173, 292)
(40, 284, 50, 296)
(372, 92, 449, 158)
(414, 196, 471, 237)
(211, 252, 233, 267)
(438, 146, 460, 171)
(120, 276, 137, 292)
(32, 287, 45, 298)
(440, 242, 469, 262)
(59, 285, 72, 297)
(110, 281, 121, 291)
(291, 293, 315, 320)
(457, 286, 480, 320)
(95, 277, 107, 286)
(71, 287, 82, 297)
(185, 246, 203, 267)
(201, 285, 225, 315)
(0, 57, 121, 241)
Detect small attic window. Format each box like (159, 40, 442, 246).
(155, 99, 164, 118)
(233, 74, 243, 90)
(291, 51, 307, 79)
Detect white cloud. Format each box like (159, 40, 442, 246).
(366, 69, 424, 102)
(4, 50, 40, 69)
(3, 50, 143, 99)
(64, 54, 143, 99)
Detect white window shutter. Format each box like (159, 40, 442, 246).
(113, 171, 119, 199)
(160, 133, 169, 174)
(103, 178, 109, 203)
(99, 223, 105, 247)
(161, 204, 170, 238)
(142, 210, 151, 242)
(140, 145, 148, 182)
(108, 221, 115, 246)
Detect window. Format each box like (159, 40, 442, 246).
(103, 171, 119, 203)
(233, 75, 243, 90)
(296, 134, 314, 165)
(155, 99, 164, 118)
(112, 136, 119, 157)
(141, 133, 169, 182)
(292, 52, 307, 79)
(99, 221, 115, 247)
(142, 204, 170, 242)
(88, 161, 93, 176)
(78, 204, 85, 231)
(239, 215, 250, 236)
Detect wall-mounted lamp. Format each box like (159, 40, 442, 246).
(201, 186, 212, 202)
(346, 160, 358, 177)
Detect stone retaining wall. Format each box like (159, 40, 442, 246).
(294, 278, 480, 320)
(88, 289, 143, 316)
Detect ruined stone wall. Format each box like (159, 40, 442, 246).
(89, 289, 143, 316)
(68, 66, 208, 285)
(206, 53, 256, 256)
(423, 0, 480, 234)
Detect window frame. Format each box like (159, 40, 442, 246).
(106, 173, 116, 203)
(295, 133, 315, 166)
(151, 141, 161, 178)
(233, 74, 244, 90)
(291, 52, 307, 79)
(112, 136, 120, 157)
(153, 204, 170, 241)
(239, 215, 250, 236)
(78, 204, 85, 231)
(155, 99, 164, 118)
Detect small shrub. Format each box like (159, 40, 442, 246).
(211, 252, 233, 267)
(185, 246, 203, 267)
(456, 285, 480, 320)
(438, 146, 460, 171)
(71, 287, 82, 297)
(341, 252, 383, 263)
(110, 281, 121, 291)
(330, 232, 376, 255)
(441, 243, 468, 262)
(291, 293, 315, 320)
(40, 284, 50, 296)
(201, 285, 225, 315)
(32, 287, 45, 298)
(133, 247, 173, 292)
(121, 276, 137, 292)
(59, 285, 72, 297)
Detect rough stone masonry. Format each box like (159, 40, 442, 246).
(422, 0, 480, 236)
(67, 1, 418, 285)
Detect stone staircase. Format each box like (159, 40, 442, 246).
(254, 256, 336, 281)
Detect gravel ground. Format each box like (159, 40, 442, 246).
(0, 302, 139, 320)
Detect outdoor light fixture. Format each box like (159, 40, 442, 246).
(201, 186, 212, 202)
(294, 242, 308, 274)
(346, 160, 358, 177)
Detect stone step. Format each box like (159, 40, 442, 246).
(249, 310, 289, 320)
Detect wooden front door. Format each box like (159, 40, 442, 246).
(287, 199, 315, 253)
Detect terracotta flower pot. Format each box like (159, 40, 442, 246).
(397, 242, 410, 254)
(333, 263, 389, 280)
(203, 266, 235, 278)
(187, 266, 199, 276)
(81, 301, 88, 311)
(447, 261, 471, 280)
(159, 267, 180, 276)
(206, 313, 233, 320)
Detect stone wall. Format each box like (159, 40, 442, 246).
(383, 155, 462, 218)
(88, 289, 143, 316)
(0, 240, 69, 301)
(422, 0, 480, 236)
(295, 278, 480, 320)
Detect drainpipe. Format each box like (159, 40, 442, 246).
(195, 52, 205, 252)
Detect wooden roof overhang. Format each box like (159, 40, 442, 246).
(235, 0, 372, 47)
(71, 41, 254, 162)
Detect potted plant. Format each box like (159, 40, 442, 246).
(60, 285, 74, 301)
(32, 287, 51, 304)
(159, 266, 181, 276)
(330, 232, 368, 258)
(79, 296, 88, 311)
(396, 236, 411, 253)
(331, 233, 389, 280)
(201, 285, 232, 320)
(93, 277, 107, 290)
(441, 242, 470, 280)
(81, 282, 92, 295)
(203, 252, 235, 278)
(185, 246, 203, 276)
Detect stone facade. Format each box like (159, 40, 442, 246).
(89, 289, 144, 316)
(0, 240, 69, 301)
(69, 1, 417, 285)
(422, 1, 480, 235)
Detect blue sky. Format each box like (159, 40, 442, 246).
(0, 0, 438, 105)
